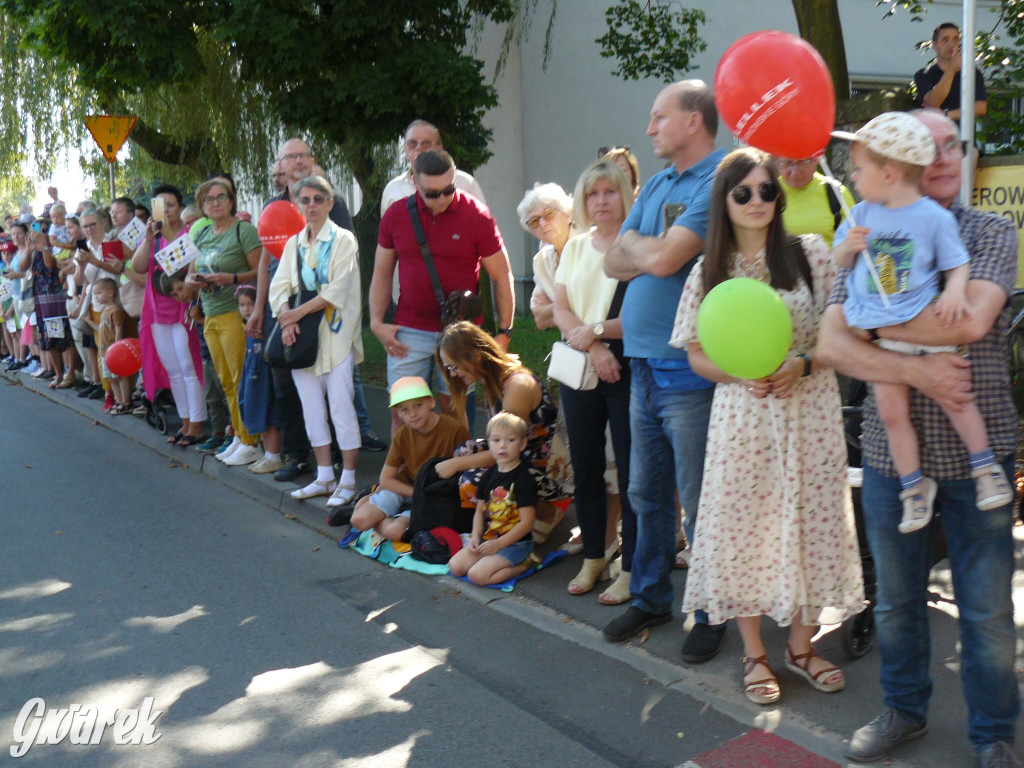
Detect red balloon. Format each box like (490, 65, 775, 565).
(715, 31, 835, 159)
(257, 200, 306, 259)
(105, 338, 142, 377)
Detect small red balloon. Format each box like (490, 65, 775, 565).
(105, 338, 142, 377)
(715, 31, 835, 159)
(258, 201, 306, 259)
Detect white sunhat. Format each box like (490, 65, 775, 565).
(831, 111, 936, 167)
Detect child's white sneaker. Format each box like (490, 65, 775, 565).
(223, 443, 261, 466)
(972, 464, 1014, 511)
(898, 477, 937, 534)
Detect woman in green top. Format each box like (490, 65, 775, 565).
(187, 176, 263, 465)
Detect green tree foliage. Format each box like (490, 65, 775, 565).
(0, 163, 36, 218)
(0, 0, 518, 285)
(597, 1, 707, 83)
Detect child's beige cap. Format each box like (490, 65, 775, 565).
(831, 112, 936, 167)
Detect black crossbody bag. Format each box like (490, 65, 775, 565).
(406, 195, 481, 328)
(264, 240, 324, 369)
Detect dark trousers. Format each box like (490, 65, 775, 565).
(559, 369, 635, 566)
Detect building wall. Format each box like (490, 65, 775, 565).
(468, 0, 996, 309)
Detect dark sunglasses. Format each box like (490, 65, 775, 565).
(729, 182, 780, 206)
(597, 145, 630, 158)
(421, 184, 457, 200)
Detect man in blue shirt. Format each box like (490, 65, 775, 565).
(602, 79, 727, 662)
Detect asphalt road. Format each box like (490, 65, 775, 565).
(0, 380, 750, 767)
(2, 372, 1021, 768)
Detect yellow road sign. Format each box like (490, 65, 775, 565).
(84, 115, 137, 163)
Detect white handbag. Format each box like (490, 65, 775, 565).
(547, 340, 598, 391)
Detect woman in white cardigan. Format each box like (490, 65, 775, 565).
(269, 175, 363, 507)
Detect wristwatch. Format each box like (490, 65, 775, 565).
(593, 322, 605, 337)
(797, 353, 812, 377)
(497, 327, 513, 337)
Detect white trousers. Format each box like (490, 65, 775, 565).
(292, 352, 359, 451)
(150, 323, 207, 422)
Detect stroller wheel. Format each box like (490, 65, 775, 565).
(156, 409, 169, 435)
(841, 606, 875, 659)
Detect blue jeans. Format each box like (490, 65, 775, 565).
(627, 359, 714, 616)
(862, 458, 1019, 751)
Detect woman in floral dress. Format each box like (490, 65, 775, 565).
(670, 148, 863, 705)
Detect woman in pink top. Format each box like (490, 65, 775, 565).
(130, 185, 206, 446)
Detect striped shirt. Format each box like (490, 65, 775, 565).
(827, 200, 1020, 480)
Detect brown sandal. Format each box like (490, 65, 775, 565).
(785, 644, 845, 693)
(741, 654, 781, 705)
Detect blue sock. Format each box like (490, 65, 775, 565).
(969, 449, 995, 471)
(899, 469, 923, 492)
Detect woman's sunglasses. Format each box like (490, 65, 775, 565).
(729, 182, 780, 206)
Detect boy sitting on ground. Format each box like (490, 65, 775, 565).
(349, 376, 471, 541)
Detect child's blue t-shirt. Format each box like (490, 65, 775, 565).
(834, 198, 969, 329)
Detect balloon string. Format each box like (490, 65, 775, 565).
(817, 155, 890, 307)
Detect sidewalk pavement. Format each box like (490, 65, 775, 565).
(5, 366, 1022, 768)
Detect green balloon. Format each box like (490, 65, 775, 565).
(189, 217, 212, 242)
(696, 277, 793, 380)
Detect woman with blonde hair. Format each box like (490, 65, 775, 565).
(554, 159, 635, 603)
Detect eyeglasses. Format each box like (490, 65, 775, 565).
(598, 145, 630, 157)
(526, 208, 561, 229)
(82, 223, 97, 230)
(298, 194, 330, 205)
(729, 182, 780, 206)
(421, 184, 457, 200)
(204, 193, 231, 205)
(776, 158, 817, 170)
(280, 151, 312, 162)
(936, 138, 969, 158)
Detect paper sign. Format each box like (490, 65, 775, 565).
(84, 115, 137, 163)
(43, 317, 65, 339)
(154, 236, 201, 275)
(5, 318, 15, 333)
(118, 217, 146, 252)
(0, 281, 11, 302)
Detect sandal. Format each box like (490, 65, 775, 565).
(177, 434, 203, 447)
(567, 557, 608, 595)
(326, 483, 358, 508)
(674, 549, 691, 569)
(55, 379, 75, 389)
(598, 569, 631, 605)
(742, 654, 781, 705)
(168, 431, 185, 445)
(785, 644, 845, 693)
(290, 479, 337, 500)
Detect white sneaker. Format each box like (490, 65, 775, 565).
(249, 456, 283, 474)
(223, 443, 262, 466)
(215, 437, 242, 462)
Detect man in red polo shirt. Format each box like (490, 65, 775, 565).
(371, 149, 514, 432)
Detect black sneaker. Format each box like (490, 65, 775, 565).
(274, 457, 309, 483)
(602, 606, 672, 643)
(71, 378, 90, 390)
(360, 431, 388, 452)
(681, 622, 728, 663)
(846, 709, 927, 763)
(88, 385, 105, 400)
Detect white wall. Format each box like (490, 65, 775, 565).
(469, 0, 999, 308)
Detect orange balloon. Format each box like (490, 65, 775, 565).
(257, 200, 306, 259)
(715, 31, 835, 159)
(105, 338, 142, 377)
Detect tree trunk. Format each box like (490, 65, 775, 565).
(791, 0, 851, 100)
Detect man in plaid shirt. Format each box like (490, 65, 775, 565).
(820, 110, 1020, 767)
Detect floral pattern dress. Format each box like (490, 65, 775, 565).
(669, 235, 864, 627)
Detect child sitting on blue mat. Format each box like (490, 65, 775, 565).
(350, 376, 471, 541)
(448, 411, 537, 586)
